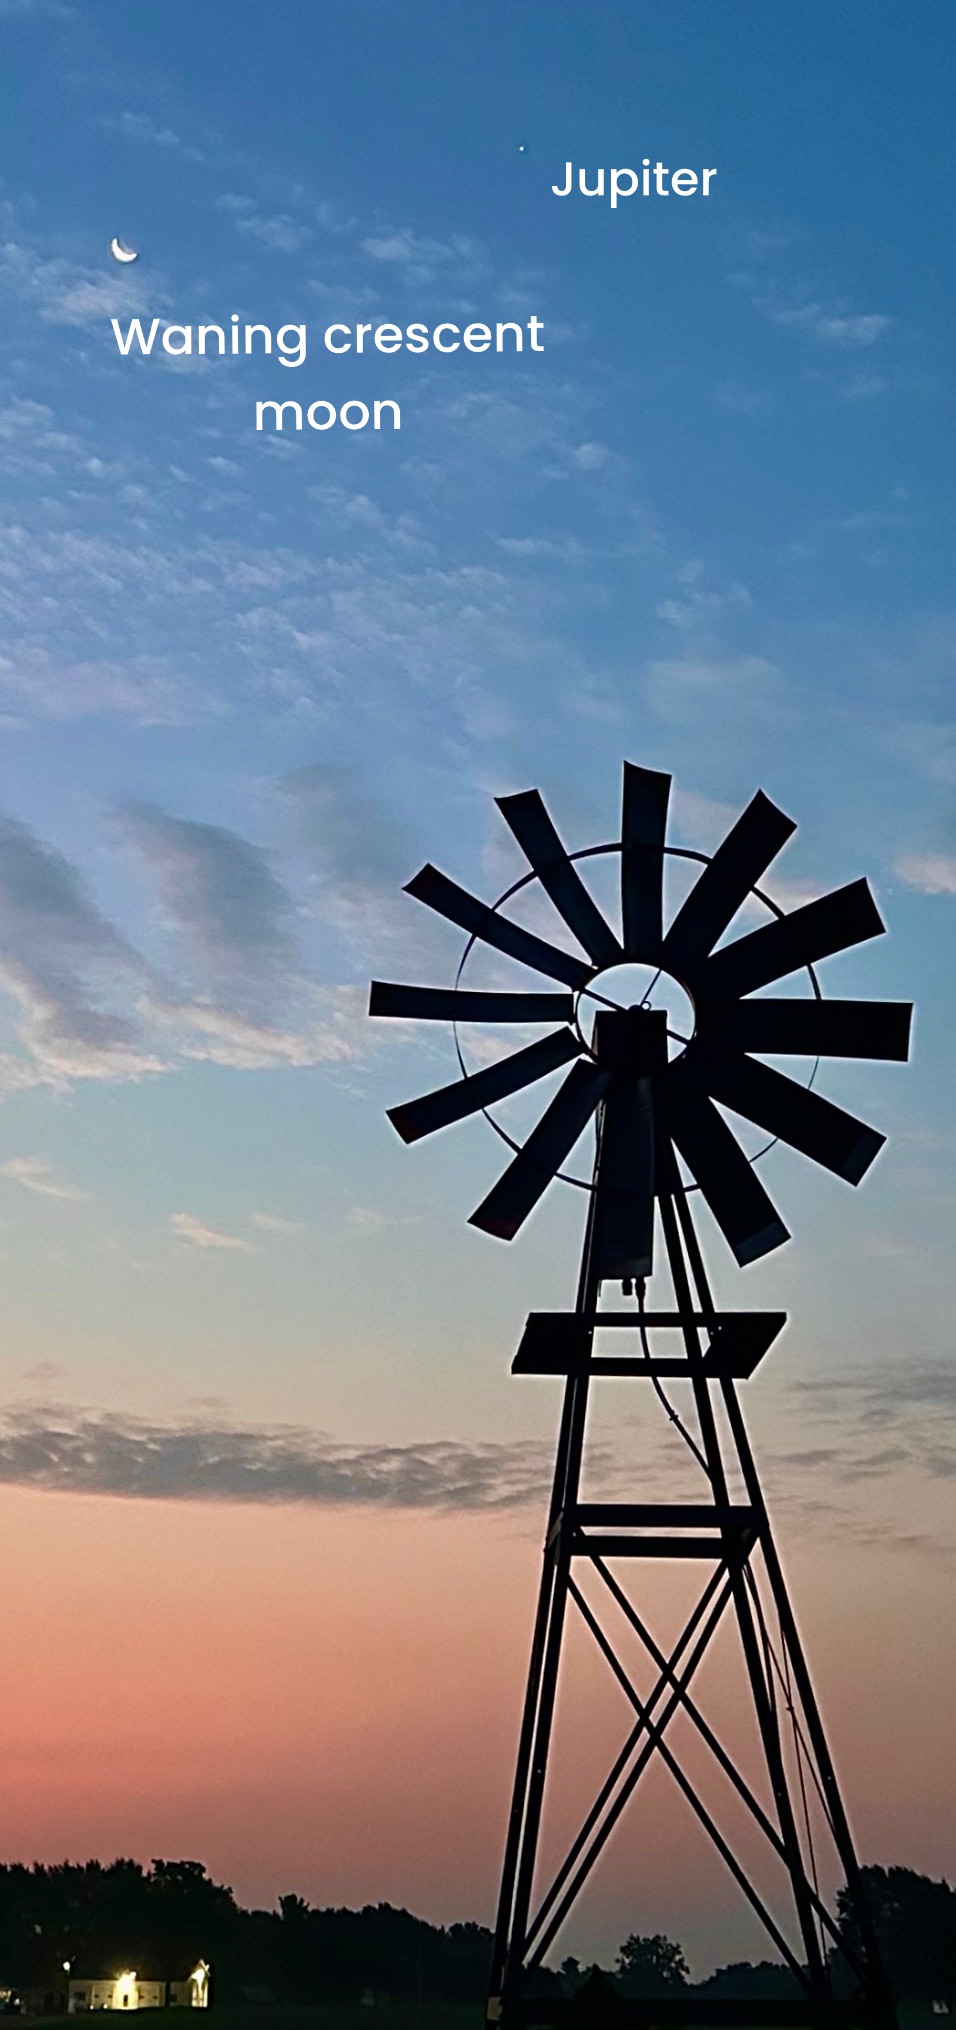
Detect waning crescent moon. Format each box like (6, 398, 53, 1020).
(109, 237, 139, 264)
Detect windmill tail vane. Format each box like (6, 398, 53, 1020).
(368, 761, 911, 2030)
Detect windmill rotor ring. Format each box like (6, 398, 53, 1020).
(370, 765, 912, 1267)
(447, 840, 823, 1194)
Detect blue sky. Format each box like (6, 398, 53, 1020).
(0, 0, 953, 1968)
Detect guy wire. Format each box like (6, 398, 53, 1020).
(634, 1278, 711, 1481)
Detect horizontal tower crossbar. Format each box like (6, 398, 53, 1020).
(573, 1532, 755, 1559)
(513, 1309, 786, 1377)
(576, 1503, 755, 1527)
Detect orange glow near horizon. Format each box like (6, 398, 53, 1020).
(1, 1486, 952, 1972)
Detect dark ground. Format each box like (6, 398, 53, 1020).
(20, 2009, 483, 2028)
(17, 2008, 944, 2029)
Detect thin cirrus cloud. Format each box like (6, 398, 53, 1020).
(120, 802, 301, 1021)
(279, 760, 468, 981)
(644, 653, 792, 728)
(895, 851, 956, 895)
(150, 990, 365, 1073)
(0, 233, 153, 328)
(0, 800, 370, 1094)
(360, 226, 488, 288)
(0, 1397, 947, 1532)
(0, 650, 204, 730)
(282, 762, 417, 926)
(1, 1154, 87, 1200)
(0, 205, 603, 751)
(762, 301, 893, 349)
(731, 246, 894, 354)
(0, 1403, 555, 1510)
(781, 1364, 956, 1532)
(170, 1211, 253, 1252)
(217, 194, 312, 255)
(794, 1361, 956, 1424)
(0, 809, 160, 1088)
(113, 109, 206, 163)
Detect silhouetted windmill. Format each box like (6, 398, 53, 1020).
(371, 764, 911, 2030)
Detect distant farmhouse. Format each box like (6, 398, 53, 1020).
(67, 1964, 209, 2012)
(0, 1964, 209, 2014)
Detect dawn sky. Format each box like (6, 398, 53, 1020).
(0, 0, 953, 1976)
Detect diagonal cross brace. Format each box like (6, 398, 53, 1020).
(591, 1555, 863, 1979)
(560, 1575, 814, 1989)
(524, 1564, 731, 1963)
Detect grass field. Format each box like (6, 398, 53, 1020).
(21, 2009, 485, 2029)
(18, 2003, 943, 2029)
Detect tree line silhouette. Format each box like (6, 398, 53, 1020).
(0, 1858, 951, 2011)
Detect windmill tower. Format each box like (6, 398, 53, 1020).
(371, 764, 911, 2030)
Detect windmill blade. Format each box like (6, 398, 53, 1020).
(387, 1028, 584, 1145)
(497, 789, 622, 969)
(370, 982, 576, 1024)
(470, 1060, 610, 1239)
(698, 879, 885, 1002)
(621, 762, 671, 961)
(702, 1051, 884, 1184)
(661, 791, 796, 980)
(700, 997, 913, 1062)
(666, 1066, 790, 1266)
(405, 864, 591, 990)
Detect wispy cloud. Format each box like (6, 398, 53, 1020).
(282, 762, 416, 943)
(670, 786, 740, 850)
(0, 1403, 556, 1509)
(0, 235, 155, 327)
(0, 397, 84, 469)
(763, 301, 892, 349)
(771, 1439, 910, 1484)
(733, 246, 893, 355)
(895, 851, 956, 895)
(0, 1396, 943, 1543)
(569, 441, 612, 473)
(0, 647, 204, 729)
(170, 1211, 252, 1252)
(121, 802, 300, 1022)
(655, 559, 752, 633)
(0, 804, 368, 1096)
(645, 654, 791, 725)
(0, 494, 578, 746)
(360, 226, 487, 287)
(113, 110, 205, 163)
(730, 233, 895, 390)
(218, 194, 311, 254)
(150, 988, 365, 1072)
(778, 1360, 956, 1548)
(343, 1201, 420, 1232)
(0, 811, 160, 1087)
(794, 1362, 956, 1425)
(1, 1154, 87, 1200)
(250, 1209, 304, 1234)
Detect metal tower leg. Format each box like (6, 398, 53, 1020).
(489, 1178, 604, 2012)
(485, 1180, 896, 2030)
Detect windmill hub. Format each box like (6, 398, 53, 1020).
(575, 960, 695, 1061)
(591, 1003, 668, 1076)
